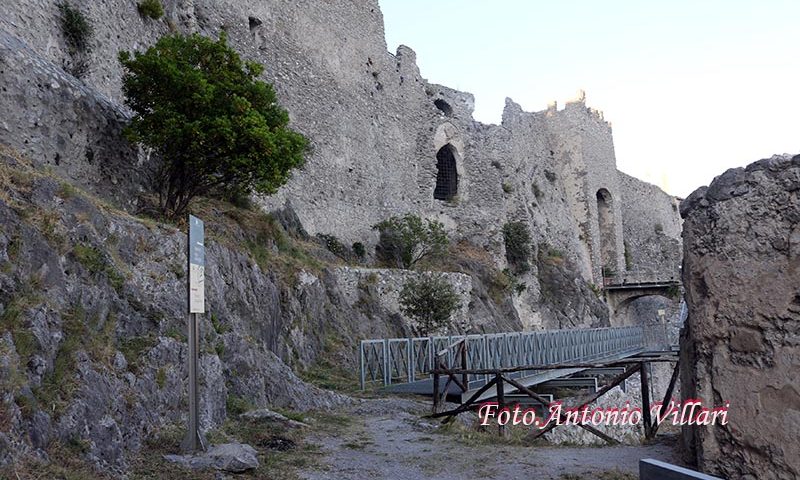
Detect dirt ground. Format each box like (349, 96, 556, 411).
(297, 398, 682, 480)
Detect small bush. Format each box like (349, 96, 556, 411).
(654, 222, 664, 234)
(399, 274, 461, 335)
(351, 242, 366, 259)
(373, 214, 448, 270)
(226, 395, 254, 416)
(316, 233, 348, 260)
(137, 0, 164, 19)
(502, 182, 513, 194)
(58, 2, 93, 52)
(502, 221, 532, 275)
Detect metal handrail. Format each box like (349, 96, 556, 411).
(359, 325, 647, 390)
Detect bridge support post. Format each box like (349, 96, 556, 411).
(432, 367, 440, 414)
(495, 372, 507, 438)
(461, 343, 468, 391)
(640, 361, 653, 439)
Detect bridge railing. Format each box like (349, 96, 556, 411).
(359, 326, 645, 390)
(602, 268, 681, 287)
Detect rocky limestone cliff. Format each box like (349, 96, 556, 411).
(680, 153, 800, 479)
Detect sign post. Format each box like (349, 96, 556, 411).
(181, 214, 207, 452)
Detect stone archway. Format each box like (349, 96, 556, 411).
(610, 293, 682, 349)
(434, 144, 458, 201)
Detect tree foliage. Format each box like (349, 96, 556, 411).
(502, 221, 532, 274)
(137, 0, 164, 19)
(372, 214, 448, 269)
(399, 274, 461, 336)
(119, 33, 307, 219)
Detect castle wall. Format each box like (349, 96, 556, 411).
(618, 172, 682, 280)
(0, 0, 682, 329)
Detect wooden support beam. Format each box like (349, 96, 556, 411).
(525, 364, 641, 443)
(495, 372, 506, 437)
(460, 343, 468, 391)
(640, 362, 653, 439)
(426, 375, 499, 420)
(650, 360, 680, 438)
(432, 366, 440, 414)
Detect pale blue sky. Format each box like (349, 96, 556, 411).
(378, 1, 800, 197)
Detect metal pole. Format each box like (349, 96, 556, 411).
(181, 313, 206, 452)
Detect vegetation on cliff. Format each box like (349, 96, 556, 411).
(119, 33, 307, 219)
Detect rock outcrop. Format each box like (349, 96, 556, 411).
(680, 153, 800, 479)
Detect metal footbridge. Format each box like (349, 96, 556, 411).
(360, 326, 664, 403)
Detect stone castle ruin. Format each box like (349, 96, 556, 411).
(1, 0, 682, 331)
(0, 0, 710, 473)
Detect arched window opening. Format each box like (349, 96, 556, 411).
(596, 188, 616, 276)
(434, 144, 458, 201)
(434, 99, 453, 117)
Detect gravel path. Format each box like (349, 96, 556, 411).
(299, 398, 682, 480)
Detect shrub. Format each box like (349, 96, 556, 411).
(502, 182, 513, 194)
(119, 33, 307, 219)
(372, 214, 447, 270)
(58, 2, 93, 52)
(502, 221, 532, 275)
(602, 265, 617, 278)
(226, 395, 253, 416)
(137, 0, 164, 19)
(654, 222, 664, 234)
(316, 233, 348, 260)
(352, 242, 366, 259)
(399, 274, 461, 335)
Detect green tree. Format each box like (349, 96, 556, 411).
(399, 274, 461, 335)
(372, 214, 448, 269)
(119, 33, 307, 219)
(502, 221, 532, 274)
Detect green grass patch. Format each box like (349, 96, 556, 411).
(155, 367, 167, 389)
(298, 334, 360, 393)
(32, 305, 116, 417)
(0, 293, 40, 363)
(118, 335, 157, 373)
(225, 394, 254, 417)
(72, 243, 126, 292)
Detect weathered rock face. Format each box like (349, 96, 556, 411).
(680, 154, 800, 479)
(0, 152, 358, 473)
(0, 0, 682, 307)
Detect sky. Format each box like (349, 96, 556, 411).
(378, 0, 800, 197)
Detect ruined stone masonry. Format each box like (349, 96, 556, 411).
(0, 0, 688, 472)
(0, 0, 682, 330)
(681, 154, 800, 480)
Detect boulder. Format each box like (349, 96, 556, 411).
(163, 442, 259, 473)
(680, 153, 800, 479)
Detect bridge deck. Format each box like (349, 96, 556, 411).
(385, 348, 644, 403)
